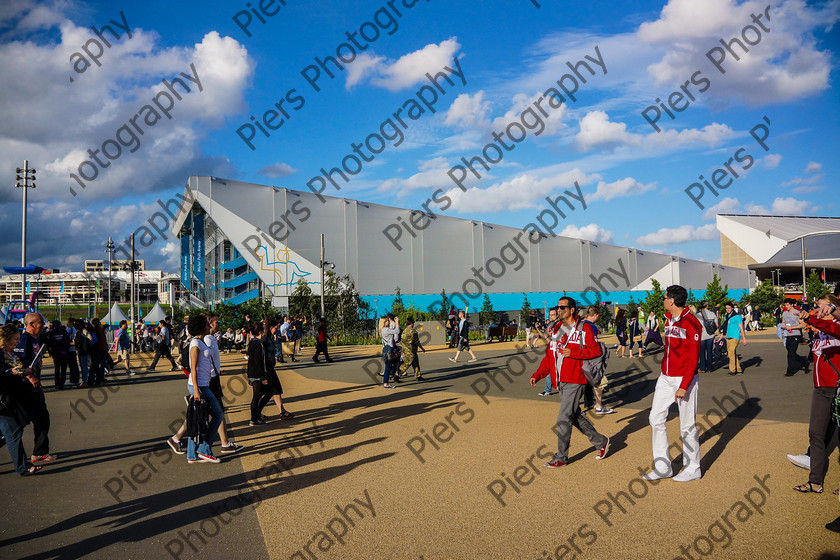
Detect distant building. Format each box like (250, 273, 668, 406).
(171, 176, 754, 311)
(717, 214, 840, 293)
(0, 269, 180, 306)
(84, 259, 146, 272)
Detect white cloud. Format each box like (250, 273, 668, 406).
(792, 185, 824, 194)
(744, 202, 770, 214)
(258, 162, 297, 178)
(805, 161, 822, 173)
(444, 91, 491, 130)
(761, 154, 782, 169)
(646, 123, 734, 148)
(575, 111, 641, 151)
(345, 52, 385, 90)
(358, 38, 461, 92)
(572, 111, 735, 152)
(0, 17, 254, 203)
(443, 169, 597, 213)
(771, 196, 810, 215)
(376, 157, 479, 196)
(702, 196, 741, 220)
(636, 224, 718, 246)
(491, 92, 567, 137)
(639, 0, 837, 105)
(781, 173, 822, 187)
(560, 224, 614, 243)
(589, 177, 656, 202)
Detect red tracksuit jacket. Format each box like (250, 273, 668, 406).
(530, 322, 563, 389)
(804, 315, 840, 388)
(662, 308, 702, 390)
(532, 319, 601, 387)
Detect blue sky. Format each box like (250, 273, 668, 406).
(0, 0, 837, 271)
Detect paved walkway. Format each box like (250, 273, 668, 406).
(1, 331, 838, 559)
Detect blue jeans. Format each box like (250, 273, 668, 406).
(0, 414, 29, 474)
(78, 354, 90, 384)
(699, 338, 714, 372)
(382, 346, 395, 384)
(545, 375, 552, 393)
(186, 385, 223, 460)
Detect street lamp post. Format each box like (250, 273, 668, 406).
(106, 238, 115, 330)
(15, 160, 36, 302)
(319, 234, 334, 318)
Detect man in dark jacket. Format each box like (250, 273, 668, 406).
(14, 313, 55, 463)
(147, 320, 179, 372)
(448, 311, 477, 363)
(46, 321, 71, 390)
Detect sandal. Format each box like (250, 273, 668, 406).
(793, 482, 823, 493)
(280, 411, 295, 420)
(22, 465, 43, 476)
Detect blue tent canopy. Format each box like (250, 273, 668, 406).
(3, 265, 45, 275)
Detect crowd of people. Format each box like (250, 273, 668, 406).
(0, 290, 837, 534)
(522, 286, 840, 534)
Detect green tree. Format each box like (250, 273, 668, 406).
(479, 294, 495, 325)
(391, 286, 405, 316)
(289, 278, 316, 319)
(805, 270, 829, 303)
(703, 274, 729, 309)
(521, 293, 531, 316)
(749, 279, 784, 314)
(432, 289, 450, 320)
(627, 297, 638, 318)
(640, 279, 665, 318)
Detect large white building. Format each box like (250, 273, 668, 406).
(0, 269, 181, 307)
(716, 214, 840, 293)
(172, 176, 754, 311)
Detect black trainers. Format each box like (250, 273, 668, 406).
(249, 419, 267, 426)
(167, 437, 185, 455)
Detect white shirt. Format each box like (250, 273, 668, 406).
(188, 338, 214, 387)
(203, 334, 221, 377)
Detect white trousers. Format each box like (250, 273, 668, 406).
(649, 374, 701, 476)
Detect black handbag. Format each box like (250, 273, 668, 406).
(184, 395, 210, 441)
(0, 377, 34, 426)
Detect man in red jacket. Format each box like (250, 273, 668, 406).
(643, 284, 703, 482)
(530, 297, 610, 467)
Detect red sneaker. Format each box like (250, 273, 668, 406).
(595, 437, 611, 460)
(544, 458, 567, 468)
(31, 454, 57, 463)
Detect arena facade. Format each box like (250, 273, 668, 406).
(171, 176, 753, 312)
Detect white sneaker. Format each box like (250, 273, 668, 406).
(787, 453, 810, 470)
(642, 469, 673, 481)
(468, 358, 477, 363)
(673, 469, 702, 482)
(448, 358, 457, 363)
(595, 407, 615, 415)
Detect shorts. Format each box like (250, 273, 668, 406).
(457, 338, 470, 351)
(209, 375, 225, 411)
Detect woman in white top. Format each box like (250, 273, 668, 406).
(186, 314, 223, 464)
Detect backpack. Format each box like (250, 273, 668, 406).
(701, 310, 717, 336)
(179, 337, 194, 374)
(75, 331, 91, 355)
(574, 323, 609, 386)
(582, 342, 609, 386)
(180, 338, 218, 377)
